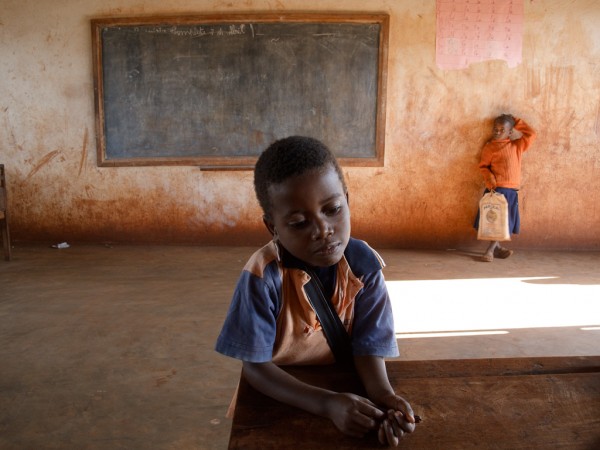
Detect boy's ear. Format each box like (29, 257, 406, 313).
(263, 215, 276, 238)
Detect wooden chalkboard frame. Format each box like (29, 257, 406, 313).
(91, 13, 389, 168)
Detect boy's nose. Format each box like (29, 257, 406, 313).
(311, 219, 333, 240)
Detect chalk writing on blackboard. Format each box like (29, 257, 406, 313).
(91, 14, 389, 168)
(140, 24, 248, 37)
(436, 0, 523, 70)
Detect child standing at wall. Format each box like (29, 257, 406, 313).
(216, 136, 417, 446)
(475, 114, 537, 262)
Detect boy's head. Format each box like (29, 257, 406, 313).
(492, 114, 516, 140)
(254, 136, 350, 267)
(254, 136, 348, 217)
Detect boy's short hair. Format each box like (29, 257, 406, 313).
(494, 114, 516, 128)
(254, 136, 347, 217)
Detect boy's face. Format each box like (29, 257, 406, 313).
(264, 164, 351, 267)
(492, 120, 513, 140)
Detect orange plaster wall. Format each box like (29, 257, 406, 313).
(1, 0, 599, 250)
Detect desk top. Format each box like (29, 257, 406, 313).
(229, 356, 600, 449)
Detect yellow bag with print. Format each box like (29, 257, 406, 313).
(477, 191, 510, 241)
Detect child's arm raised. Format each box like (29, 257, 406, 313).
(512, 117, 537, 153)
(242, 360, 385, 437)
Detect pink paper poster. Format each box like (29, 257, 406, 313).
(436, 0, 524, 70)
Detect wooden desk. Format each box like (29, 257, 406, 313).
(229, 356, 600, 449)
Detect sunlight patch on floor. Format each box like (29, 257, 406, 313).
(396, 330, 510, 339)
(387, 277, 600, 333)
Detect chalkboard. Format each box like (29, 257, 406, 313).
(91, 14, 389, 168)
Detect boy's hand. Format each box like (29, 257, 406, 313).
(375, 394, 419, 446)
(378, 410, 421, 447)
(352, 355, 419, 445)
(379, 392, 417, 427)
(324, 392, 385, 437)
(486, 174, 497, 190)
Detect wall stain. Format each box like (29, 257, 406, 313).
(26, 151, 60, 180)
(535, 66, 575, 153)
(595, 101, 600, 137)
(526, 67, 541, 98)
(3, 108, 24, 153)
(78, 128, 88, 177)
(427, 67, 449, 91)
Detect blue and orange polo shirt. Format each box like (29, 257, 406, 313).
(215, 237, 399, 365)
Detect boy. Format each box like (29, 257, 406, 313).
(476, 114, 537, 262)
(216, 136, 417, 446)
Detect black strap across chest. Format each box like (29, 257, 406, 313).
(303, 268, 353, 367)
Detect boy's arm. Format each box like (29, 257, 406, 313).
(513, 118, 537, 152)
(478, 147, 497, 190)
(242, 360, 384, 437)
(354, 356, 416, 447)
(354, 355, 416, 425)
(354, 355, 417, 445)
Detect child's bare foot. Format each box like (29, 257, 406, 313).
(494, 246, 513, 259)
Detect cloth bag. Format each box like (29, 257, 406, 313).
(477, 191, 510, 241)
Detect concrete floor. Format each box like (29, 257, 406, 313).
(1, 244, 599, 449)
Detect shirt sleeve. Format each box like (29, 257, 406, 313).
(513, 118, 537, 154)
(351, 270, 399, 358)
(478, 146, 497, 189)
(214, 265, 281, 362)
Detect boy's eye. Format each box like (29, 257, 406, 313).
(325, 205, 342, 216)
(286, 204, 343, 229)
(288, 220, 309, 229)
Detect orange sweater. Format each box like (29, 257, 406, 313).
(478, 118, 537, 190)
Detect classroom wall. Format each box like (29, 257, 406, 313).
(1, 0, 599, 250)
